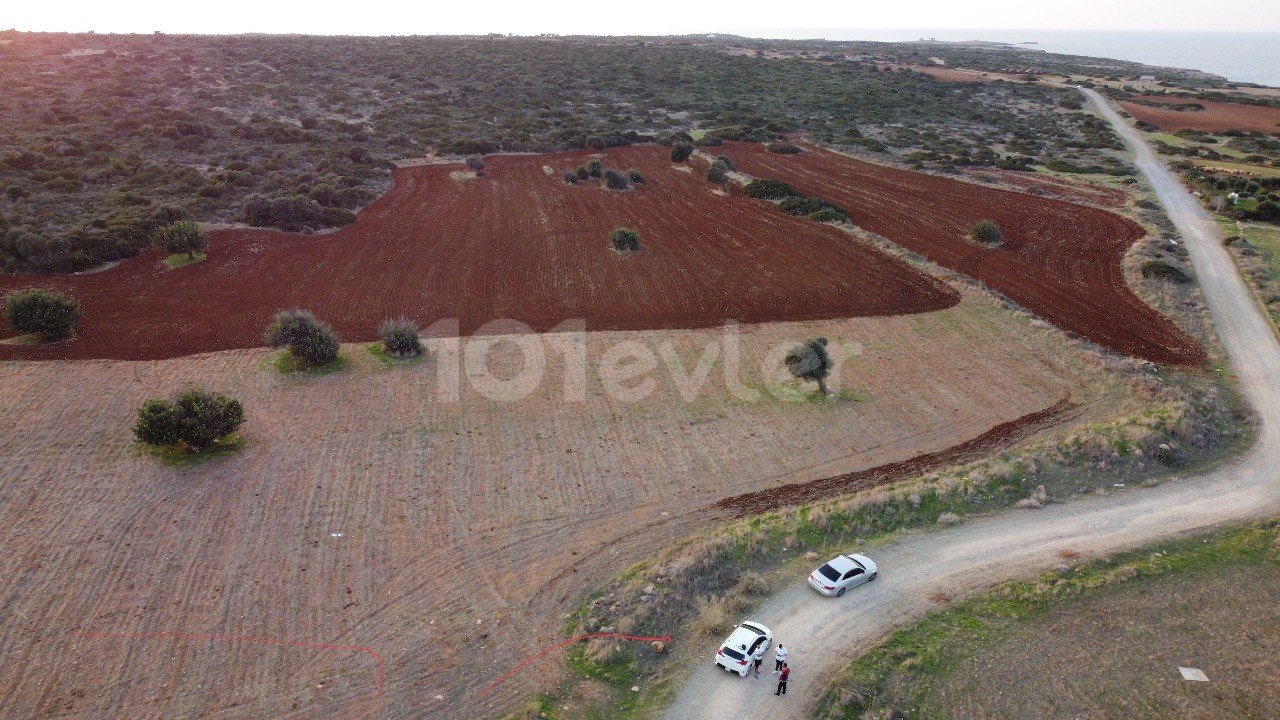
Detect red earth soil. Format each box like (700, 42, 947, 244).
(725, 141, 1205, 366)
(1119, 96, 1280, 134)
(0, 148, 958, 361)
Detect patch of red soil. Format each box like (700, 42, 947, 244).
(962, 168, 1129, 208)
(0, 147, 958, 360)
(717, 395, 1079, 516)
(726, 142, 1205, 366)
(1119, 96, 1280, 134)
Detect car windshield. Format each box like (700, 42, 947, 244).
(721, 646, 745, 661)
(817, 563, 840, 582)
(740, 623, 765, 636)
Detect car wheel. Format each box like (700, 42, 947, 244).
(869, 571, 877, 581)
(836, 587, 846, 597)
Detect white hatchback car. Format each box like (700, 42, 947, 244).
(713, 620, 773, 677)
(808, 553, 878, 597)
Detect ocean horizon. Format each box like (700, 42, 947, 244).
(729, 28, 1280, 89)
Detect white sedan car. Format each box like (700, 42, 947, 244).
(808, 553, 878, 597)
(713, 620, 773, 677)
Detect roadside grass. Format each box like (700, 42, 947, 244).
(1189, 158, 1280, 179)
(1219, 215, 1280, 328)
(814, 519, 1280, 720)
(137, 434, 246, 467)
(523, 371, 1251, 720)
(163, 252, 207, 269)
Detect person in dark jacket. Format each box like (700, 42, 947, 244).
(775, 663, 790, 696)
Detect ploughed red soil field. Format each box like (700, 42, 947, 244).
(0, 147, 958, 361)
(1119, 96, 1280, 134)
(726, 141, 1205, 366)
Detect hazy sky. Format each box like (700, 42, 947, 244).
(7, 0, 1280, 36)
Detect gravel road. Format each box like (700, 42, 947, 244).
(661, 87, 1280, 720)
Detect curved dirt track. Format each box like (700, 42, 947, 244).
(662, 88, 1280, 720)
(0, 147, 956, 361)
(1119, 96, 1280, 134)
(725, 141, 1206, 367)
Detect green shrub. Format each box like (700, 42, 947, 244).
(134, 388, 244, 451)
(744, 179, 801, 199)
(610, 227, 641, 253)
(971, 219, 1003, 246)
(264, 309, 340, 367)
(586, 159, 603, 178)
(379, 317, 422, 356)
(4, 288, 81, 341)
(626, 169, 645, 184)
(778, 196, 848, 221)
(156, 221, 207, 259)
(766, 142, 803, 154)
(671, 144, 694, 163)
(706, 159, 729, 185)
(808, 208, 847, 223)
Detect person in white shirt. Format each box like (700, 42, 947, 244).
(752, 643, 765, 677)
(774, 644, 788, 673)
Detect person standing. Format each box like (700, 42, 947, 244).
(752, 643, 765, 678)
(775, 663, 790, 696)
(773, 644, 788, 673)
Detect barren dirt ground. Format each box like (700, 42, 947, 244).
(660, 88, 1280, 720)
(0, 290, 1104, 719)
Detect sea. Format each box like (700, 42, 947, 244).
(733, 28, 1280, 89)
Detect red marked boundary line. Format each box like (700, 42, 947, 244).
(481, 633, 672, 696)
(73, 631, 385, 697)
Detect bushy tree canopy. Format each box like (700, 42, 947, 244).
(3, 288, 80, 341)
(134, 387, 244, 450)
(785, 337, 835, 398)
(264, 308, 340, 367)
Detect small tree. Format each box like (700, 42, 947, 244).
(785, 337, 834, 398)
(465, 156, 487, 175)
(157, 220, 207, 259)
(4, 288, 81, 341)
(671, 144, 694, 163)
(134, 388, 244, 451)
(706, 159, 729, 186)
(586, 159, 603, 178)
(610, 227, 641, 253)
(971, 219, 1003, 246)
(264, 309, 340, 367)
(379, 317, 422, 357)
(626, 169, 645, 184)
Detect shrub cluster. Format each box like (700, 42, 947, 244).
(156, 220, 207, 258)
(610, 227, 641, 253)
(264, 308, 340, 367)
(778, 196, 849, 223)
(766, 142, 803, 154)
(3, 288, 80, 340)
(744, 179, 801, 199)
(670, 144, 694, 163)
(1141, 260, 1191, 283)
(379, 317, 422, 357)
(134, 387, 244, 450)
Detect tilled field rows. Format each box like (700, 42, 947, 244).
(724, 141, 1205, 366)
(0, 147, 956, 361)
(0, 298, 1093, 719)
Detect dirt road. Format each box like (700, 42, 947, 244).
(661, 88, 1280, 719)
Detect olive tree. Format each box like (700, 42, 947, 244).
(785, 337, 834, 398)
(379, 317, 422, 357)
(971, 219, 1003, 246)
(134, 388, 244, 451)
(4, 288, 80, 341)
(157, 220, 207, 259)
(264, 309, 340, 367)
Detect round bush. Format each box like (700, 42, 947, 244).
(134, 388, 244, 450)
(379, 317, 422, 356)
(610, 227, 641, 253)
(670, 144, 694, 163)
(4, 288, 81, 341)
(264, 309, 340, 367)
(157, 220, 207, 258)
(971, 219, 1003, 246)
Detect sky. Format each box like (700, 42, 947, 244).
(6, 0, 1280, 36)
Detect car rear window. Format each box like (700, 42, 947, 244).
(740, 623, 765, 636)
(721, 646, 745, 661)
(818, 564, 840, 582)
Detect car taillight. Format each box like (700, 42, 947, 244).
(823, 585, 835, 590)
(717, 649, 723, 656)
(739, 659, 748, 665)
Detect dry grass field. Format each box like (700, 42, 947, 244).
(0, 286, 1123, 719)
